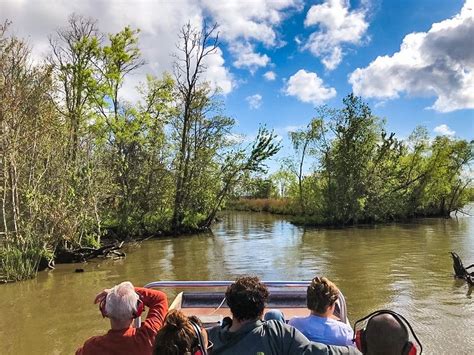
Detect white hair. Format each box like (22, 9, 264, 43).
(105, 281, 139, 320)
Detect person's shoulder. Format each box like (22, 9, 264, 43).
(288, 315, 309, 326)
(208, 324, 224, 339)
(328, 318, 352, 331)
(265, 319, 298, 335)
(77, 335, 104, 353)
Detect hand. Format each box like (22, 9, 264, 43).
(94, 289, 111, 304)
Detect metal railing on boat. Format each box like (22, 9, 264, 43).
(144, 280, 311, 288)
(142, 280, 348, 327)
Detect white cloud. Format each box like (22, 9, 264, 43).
(230, 42, 270, 73)
(263, 71, 276, 81)
(201, 0, 302, 46)
(0, 0, 302, 99)
(201, 0, 302, 72)
(349, 0, 474, 112)
(434, 124, 456, 136)
(284, 69, 336, 105)
(284, 125, 304, 132)
(0, 0, 204, 102)
(224, 133, 245, 144)
(246, 94, 263, 109)
(202, 47, 234, 94)
(303, 0, 369, 70)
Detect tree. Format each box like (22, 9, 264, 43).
(201, 127, 281, 227)
(49, 14, 105, 247)
(270, 169, 297, 198)
(0, 22, 65, 279)
(321, 94, 380, 224)
(171, 22, 221, 231)
(287, 118, 323, 211)
(49, 14, 102, 162)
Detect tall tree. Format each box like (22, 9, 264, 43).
(321, 94, 380, 224)
(171, 22, 220, 231)
(49, 14, 101, 162)
(49, 14, 105, 247)
(287, 118, 323, 211)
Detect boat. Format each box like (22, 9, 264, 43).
(143, 281, 349, 328)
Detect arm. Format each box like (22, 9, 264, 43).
(341, 323, 355, 347)
(135, 287, 168, 333)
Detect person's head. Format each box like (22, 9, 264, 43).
(153, 310, 212, 355)
(225, 276, 269, 322)
(364, 314, 409, 355)
(306, 276, 339, 315)
(354, 311, 422, 355)
(101, 281, 141, 323)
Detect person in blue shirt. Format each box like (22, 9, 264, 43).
(289, 276, 354, 347)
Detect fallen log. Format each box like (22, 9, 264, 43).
(55, 241, 126, 263)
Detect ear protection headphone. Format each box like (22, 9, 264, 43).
(190, 321, 211, 355)
(353, 310, 422, 355)
(99, 293, 144, 319)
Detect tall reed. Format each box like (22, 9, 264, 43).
(0, 240, 44, 282)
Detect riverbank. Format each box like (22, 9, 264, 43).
(2, 199, 471, 284)
(0, 224, 214, 283)
(226, 198, 295, 215)
(226, 198, 471, 227)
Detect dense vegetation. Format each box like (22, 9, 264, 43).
(1, 15, 472, 282)
(0, 17, 279, 281)
(233, 95, 473, 225)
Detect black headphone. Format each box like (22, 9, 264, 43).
(353, 310, 422, 355)
(190, 321, 210, 355)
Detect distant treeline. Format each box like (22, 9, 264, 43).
(0, 17, 279, 281)
(232, 94, 473, 225)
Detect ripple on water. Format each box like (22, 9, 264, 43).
(1, 210, 474, 354)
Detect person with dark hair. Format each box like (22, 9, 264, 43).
(365, 314, 408, 355)
(208, 276, 360, 354)
(289, 277, 354, 346)
(76, 281, 168, 355)
(153, 309, 213, 355)
(354, 311, 422, 355)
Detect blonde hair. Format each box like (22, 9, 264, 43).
(306, 276, 339, 314)
(105, 281, 139, 320)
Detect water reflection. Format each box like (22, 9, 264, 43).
(0, 208, 473, 354)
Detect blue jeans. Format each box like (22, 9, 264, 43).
(264, 309, 285, 323)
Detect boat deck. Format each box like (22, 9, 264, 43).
(172, 290, 339, 327)
(144, 281, 348, 328)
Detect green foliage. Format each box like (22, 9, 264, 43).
(5, 12, 471, 285)
(244, 177, 276, 199)
(249, 94, 473, 226)
(1, 18, 280, 282)
(0, 234, 49, 282)
(170, 22, 281, 231)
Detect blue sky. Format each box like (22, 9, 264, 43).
(1, 0, 473, 169)
(222, 0, 473, 139)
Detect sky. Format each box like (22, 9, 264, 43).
(1, 0, 473, 170)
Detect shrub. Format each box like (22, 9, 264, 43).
(0, 241, 46, 282)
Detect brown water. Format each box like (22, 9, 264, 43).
(1, 208, 473, 354)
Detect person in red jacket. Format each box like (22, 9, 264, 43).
(76, 281, 168, 355)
